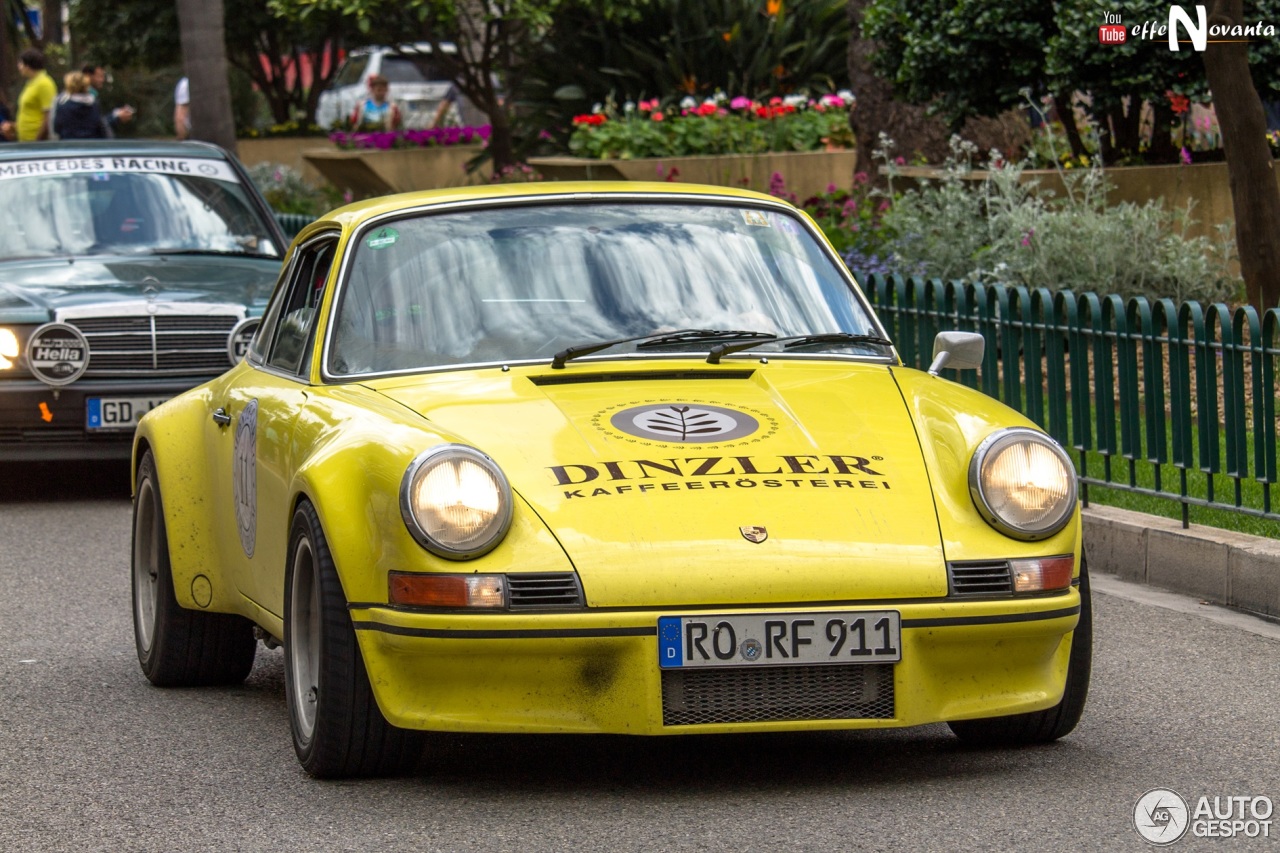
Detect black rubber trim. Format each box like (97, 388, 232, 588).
(902, 605, 1080, 628)
(351, 606, 1079, 639)
(528, 369, 755, 386)
(351, 622, 655, 640)
(348, 589, 1073, 614)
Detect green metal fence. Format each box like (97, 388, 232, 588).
(862, 274, 1280, 527)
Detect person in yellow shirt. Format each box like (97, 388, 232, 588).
(17, 48, 56, 142)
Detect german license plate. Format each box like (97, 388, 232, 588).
(658, 611, 901, 669)
(86, 396, 168, 430)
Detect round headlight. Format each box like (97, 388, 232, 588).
(969, 428, 1077, 540)
(400, 445, 514, 559)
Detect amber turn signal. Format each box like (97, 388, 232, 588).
(389, 572, 507, 608)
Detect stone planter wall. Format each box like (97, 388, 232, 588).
(529, 150, 858, 199)
(301, 145, 491, 198)
(236, 136, 331, 186)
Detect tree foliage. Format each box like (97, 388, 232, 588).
(863, 0, 1280, 163)
(69, 0, 350, 124)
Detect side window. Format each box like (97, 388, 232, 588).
(265, 237, 337, 376)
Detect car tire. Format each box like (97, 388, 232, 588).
(131, 449, 257, 687)
(946, 560, 1092, 745)
(285, 500, 423, 778)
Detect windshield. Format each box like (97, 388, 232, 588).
(0, 158, 281, 261)
(328, 201, 884, 376)
(381, 55, 444, 83)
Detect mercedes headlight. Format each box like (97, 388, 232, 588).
(400, 445, 514, 559)
(969, 428, 1077, 540)
(0, 328, 18, 370)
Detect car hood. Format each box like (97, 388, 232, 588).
(0, 255, 279, 323)
(370, 361, 948, 607)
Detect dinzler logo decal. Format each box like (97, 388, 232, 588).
(612, 403, 758, 442)
(592, 400, 779, 448)
(547, 454, 891, 500)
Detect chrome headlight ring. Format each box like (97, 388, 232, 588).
(400, 444, 514, 560)
(969, 428, 1078, 541)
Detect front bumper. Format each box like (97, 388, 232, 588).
(0, 377, 213, 461)
(352, 591, 1081, 735)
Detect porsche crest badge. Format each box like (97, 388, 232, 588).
(739, 526, 768, 543)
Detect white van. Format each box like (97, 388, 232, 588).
(316, 44, 485, 130)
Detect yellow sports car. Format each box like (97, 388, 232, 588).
(130, 182, 1089, 778)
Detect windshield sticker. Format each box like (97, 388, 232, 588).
(366, 227, 400, 249)
(771, 213, 802, 235)
(0, 157, 238, 182)
(741, 210, 771, 227)
(592, 400, 779, 448)
(233, 399, 258, 559)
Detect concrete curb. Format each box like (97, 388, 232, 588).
(1082, 504, 1280, 620)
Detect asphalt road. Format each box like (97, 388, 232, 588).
(2, 461, 1279, 852)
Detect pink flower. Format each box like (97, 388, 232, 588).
(1180, 147, 1193, 165)
(826, 183, 837, 194)
(853, 171, 869, 185)
(894, 156, 906, 166)
(1021, 228, 1035, 247)
(651, 112, 665, 122)
(730, 96, 752, 110)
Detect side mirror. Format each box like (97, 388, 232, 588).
(928, 331, 985, 375)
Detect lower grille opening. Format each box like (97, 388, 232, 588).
(662, 664, 895, 726)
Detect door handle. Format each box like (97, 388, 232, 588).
(212, 407, 232, 427)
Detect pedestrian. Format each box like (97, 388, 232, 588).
(16, 48, 56, 142)
(0, 97, 15, 142)
(82, 64, 135, 136)
(52, 72, 107, 139)
(174, 76, 190, 140)
(349, 74, 401, 131)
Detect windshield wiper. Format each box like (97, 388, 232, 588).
(634, 328, 778, 349)
(551, 328, 774, 369)
(150, 248, 278, 259)
(707, 332, 893, 364)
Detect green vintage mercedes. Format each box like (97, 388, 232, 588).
(0, 141, 286, 460)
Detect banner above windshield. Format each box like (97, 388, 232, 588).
(0, 156, 239, 182)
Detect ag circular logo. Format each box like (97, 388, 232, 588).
(610, 403, 759, 443)
(1134, 788, 1190, 845)
(233, 399, 258, 558)
(26, 323, 89, 386)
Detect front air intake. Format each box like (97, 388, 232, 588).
(662, 664, 895, 726)
(507, 573, 584, 609)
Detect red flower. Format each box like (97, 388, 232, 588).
(696, 102, 718, 117)
(1167, 91, 1191, 115)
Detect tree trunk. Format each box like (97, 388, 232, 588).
(41, 0, 60, 45)
(1203, 0, 1280, 309)
(176, 0, 238, 154)
(1148, 101, 1177, 164)
(847, 0, 950, 187)
(1054, 93, 1087, 161)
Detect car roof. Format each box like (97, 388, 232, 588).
(309, 181, 791, 236)
(0, 139, 233, 162)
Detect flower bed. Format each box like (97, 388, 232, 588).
(568, 93, 854, 159)
(330, 126, 492, 151)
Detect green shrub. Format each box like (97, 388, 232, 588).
(877, 137, 1241, 303)
(245, 163, 330, 216)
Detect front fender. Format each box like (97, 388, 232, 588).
(133, 383, 239, 612)
(287, 387, 576, 607)
(891, 366, 1081, 565)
